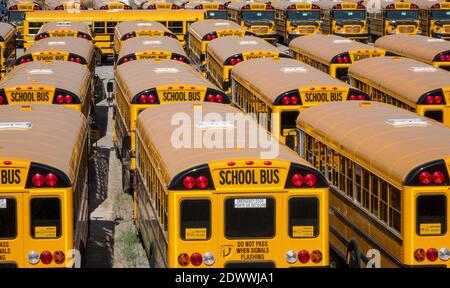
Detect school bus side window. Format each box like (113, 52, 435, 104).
(289, 197, 319, 238)
(180, 199, 211, 240)
(30, 197, 62, 239)
(0, 198, 17, 239)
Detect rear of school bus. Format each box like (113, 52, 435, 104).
(167, 159, 329, 268)
(7, 1, 41, 47)
(402, 159, 450, 267)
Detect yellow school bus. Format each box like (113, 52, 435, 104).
(230, 57, 370, 149)
(0, 23, 16, 79)
(185, 1, 228, 19)
(375, 34, 450, 70)
(7, 0, 42, 47)
(318, 0, 368, 41)
(135, 102, 330, 268)
(0, 61, 92, 116)
(137, 0, 181, 9)
(349, 56, 450, 126)
(416, 0, 450, 39)
(44, 0, 88, 10)
(367, 0, 421, 42)
(273, 1, 321, 44)
(206, 35, 290, 93)
(114, 60, 230, 192)
(116, 36, 189, 66)
(114, 21, 177, 58)
(290, 35, 385, 81)
(93, 0, 133, 10)
(35, 22, 93, 42)
(23, 10, 205, 57)
(0, 104, 89, 268)
(188, 19, 249, 71)
(227, 2, 277, 42)
(296, 101, 450, 268)
(16, 37, 95, 73)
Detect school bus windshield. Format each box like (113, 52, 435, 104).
(206, 10, 227, 19)
(333, 10, 366, 20)
(385, 10, 419, 20)
(8, 11, 25, 23)
(287, 11, 320, 21)
(431, 10, 450, 20)
(242, 11, 275, 21)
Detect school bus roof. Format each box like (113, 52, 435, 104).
(189, 19, 245, 40)
(38, 21, 91, 36)
(115, 21, 173, 38)
(290, 35, 383, 63)
(374, 34, 450, 64)
(93, 0, 126, 8)
(415, 0, 446, 9)
(118, 36, 187, 59)
(369, 0, 418, 9)
(136, 102, 313, 182)
(115, 59, 221, 100)
(349, 56, 450, 103)
(0, 23, 16, 41)
(231, 57, 354, 103)
(207, 36, 284, 63)
(315, 0, 360, 9)
(0, 104, 87, 182)
(24, 37, 94, 62)
(227, 1, 269, 9)
(25, 10, 205, 22)
(296, 101, 450, 186)
(44, 0, 83, 9)
(272, 1, 319, 10)
(0, 61, 90, 100)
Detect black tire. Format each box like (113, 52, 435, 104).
(346, 239, 362, 268)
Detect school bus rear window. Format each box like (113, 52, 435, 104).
(225, 197, 275, 239)
(0, 198, 16, 239)
(180, 199, 211, 241)
(289, 197, 319, 238)
(416, 194, 447, 236)
(30, 198, 62, 239)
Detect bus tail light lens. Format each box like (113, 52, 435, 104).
(332, 52, 351, 64)
(432, 171, 445, 184)
(304, 173, 317, 187)
(0, 95, 4, 105)
(28, 251, 40, 265)
(196, 176, 209, 189)
(134, 90, 158, 105)
(285, 250, 297, 264)
(419, 90, 446, 105)
(32, 174, 45, 187)
(183, 176, 196, 189)
(291, 174, 304, 187)
(190, 253, 203, 266)
(311, 250, 322, 263)
(40, 250, 53, 264)
(414, 248, 425, 262)
(170, 164, 215, 190)
(426, 248, 439, 262)
(439, 248, 450, 261)
(203, 252, 215, 266)
(419, 171, 432, 184)
(45, 173, 58, 187)
(178, 253, 190, 266)
(298, 250, 310, 264)
(53, 251, 65, 264)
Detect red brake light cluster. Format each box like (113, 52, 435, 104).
(287, 4, 296, 10)
(291, 173, 317, 187)
(439, 54, 450, 62)
(419, 171, 445, 185)
(206, 94, 224, 103)
(281, 95, 299, 105)
(286, 250, 322, 264)
(80, 5, 88, 10)
(242, 4, 251, 10)
(0, 96, 4, 105)
(29, 250, 65, 265)
(124, 5, 132, 9)
(195, 4, 204, 9)
(78, 33, 91, 40)
(55, 94, 74, 104)
(182, 175, 209, 189)
(170, 54, 187, 63)
(138, 94, 157, 104)
(431, 3, 440, 8)
(415, 248, 439, 262)
(335, 4, 342, 9)
(100, 5, 108, 10)
(205, 32, 218, 41)
(31, 173, 58, 187)
(34, 4, 41, 10)
(312, 4, 320, 10)
(218, 4, 225, 10)
(172, 4, 180, 9)
(69, 56, 81, 63)
(349, 94, 366, 101)
(55, 5, 64, 10)
(37, 33, 49, 40)
(386, 4, 395, 9)
(410, 4, 418, 9)
(9, 5, 18, 10)
(357, 4, 365, 9)
(178, 252, 215, 266)
(337, 56, 350, 63)
(266, 4, 273, 9)
(146, 4, 156, 9)
(121, 57, 135, 64)
(425, 94, 443, 104)
(19, 57, 33, 64)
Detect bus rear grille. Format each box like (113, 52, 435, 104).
(344, 26, 361, 33)
(299, 27, 315, 34)
(398, 26, 414, 33)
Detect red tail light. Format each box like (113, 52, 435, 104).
(147, 4, 156, 9)
(53, 251, 65, 264)
(205, 94, 224, 103)
(287, 4, 296, 10)
(9, 5, 18, 10)
(414, 248, 426, 262)
(431, 3, 440, 8)
(32, 174, 45, 187)
(183, 176, 196, 189)
(215, 94, 223, 103)
(100, 6, 108, 10)
(0, 96, 3, 105)
(196, 176, 209, 189)
(190, 253, 203, 266)
(335, 4, 342, 9)
(34, 4, 41, 10)
(410, 4, 418, 9)
(337, 56, 349, 63)
(55, 94, 73, 104)
(432, 171, 445, 184)
(45, 173, 58, 187)
(40, 251, 53, 264)
(386, 4, 395, 9)
(219, 4, 225, 10)
(298, 250, 310, 263)
(357, 4, 365, 9)
(80, 5, 88, 10)
(196, 4, 204, 9)
(69, 57, 81, 63)
(266, 4, 273, 9)
(426, 248, 438, 262)
(419, 171, 432, 184)
(124, 5, 132, 9)
(291, 174, 304, 187)
(304, 173, 317, 187)
(55, 5, 64, 10)
(312, 4, 320, 10)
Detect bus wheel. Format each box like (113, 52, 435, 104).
(346, 239, 362, 268)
